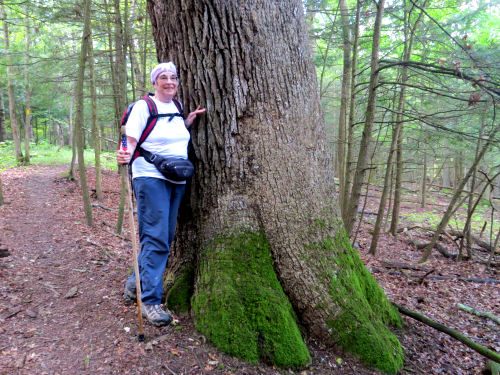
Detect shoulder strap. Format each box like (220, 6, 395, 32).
(172, 99, 184, 117)
(132, 94, 159, 162)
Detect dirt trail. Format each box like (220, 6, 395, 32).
(0, 166, 216, 375)
(1, 166, 128, 373)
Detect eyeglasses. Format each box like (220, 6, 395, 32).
(157, 74, 178, 82)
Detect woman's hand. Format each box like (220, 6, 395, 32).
(116, 136, 137, 165)
(117, 148, 131, 165)
(184, 105, 206, 128)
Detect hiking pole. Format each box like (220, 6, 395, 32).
(121, 126, 145, 342)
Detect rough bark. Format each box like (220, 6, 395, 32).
(148, 0, 402, 372)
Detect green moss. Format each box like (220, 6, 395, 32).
(166, 267, 194, 313)
(319, 230, 403, 373)
(191, 231, 310, 368)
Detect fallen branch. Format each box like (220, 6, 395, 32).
(418, 268, 435, 285)
(457, 303, 500, 326)
(372, 268, 500, 284)
(393, 303, 500, 364)
(381, 261, 427, 271)
(398, 225, 499, 254)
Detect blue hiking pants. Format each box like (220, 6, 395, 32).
(125, 177, 185, 305)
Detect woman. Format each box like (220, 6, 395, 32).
(117, 62, 205, 326)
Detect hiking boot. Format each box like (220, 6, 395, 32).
(123, 285, 137, 305)
(141, 304, 172, 327)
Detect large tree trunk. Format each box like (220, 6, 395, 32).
(148, 0, 402, 372)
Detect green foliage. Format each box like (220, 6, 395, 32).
(192, 231, 311, 369)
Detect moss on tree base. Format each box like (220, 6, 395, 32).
(189, 227, 403, 373)
(324, 231, 404, 373)
(166, 267, 194, 313)
(192, 231, 311, 368)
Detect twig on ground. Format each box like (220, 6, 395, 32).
(457, 303, 500, 325)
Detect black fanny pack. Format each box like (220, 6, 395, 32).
(140, 148, 194, 181)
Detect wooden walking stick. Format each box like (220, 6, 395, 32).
(121, 126, 145, 342)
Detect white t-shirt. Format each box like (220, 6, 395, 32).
(126, 97, 190, 184)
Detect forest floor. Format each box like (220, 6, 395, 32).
(0, 164, 498, 375)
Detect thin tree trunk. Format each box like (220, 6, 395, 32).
(370, 0, 426, 253)
(68, 86, 76, 180)
(0, 174, 4, 205)
(1, 3, 23, 164)
(112, 0, 128, 235)
(421, 151, 427, 208)
(0, 84, 5, 142)
(342, 0, 361, 220)
(345, 0, 386, 235)
(74, 0, 93, 227)
(23, 18, 32, 164)
(337, 0, 351, 209)
(88, 27, 103, 200)
(389, 0, 429, 235)
(369, 116, 400, 254)
(126, 0, 145, 98)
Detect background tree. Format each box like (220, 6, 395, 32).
(1, 2, 23, 164)
(149, 0, 403, 372)
(74, 0, 93, 227)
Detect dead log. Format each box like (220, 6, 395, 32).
(393, 303, 500, 364)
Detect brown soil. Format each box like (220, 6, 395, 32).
(0, 164, 498, 375)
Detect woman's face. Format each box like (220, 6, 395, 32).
(154, 72, 178, 99)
